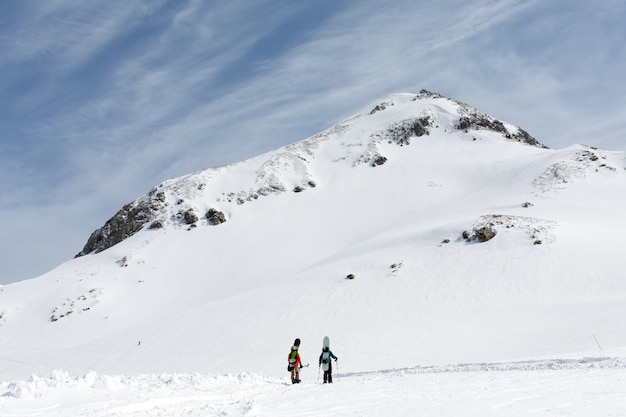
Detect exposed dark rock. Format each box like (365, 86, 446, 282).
(370, 102, 392, 114)
(576, 150, 599, 162)
(457, 115, 506, 134)
(385, 117, 432, 146)
(371, 155, 388, 166)
(411, 118, 430, 137)
(464, 225, 497, 243)
(292, 179, 318, 192)
(346, 273, 355, 280)
(116, 256, 129, 267)
(223, 181, 287, 204)
(508, 127, 543, 147)
(416, 89, 443, 99)
(183, 209, 198, 225)
(154, 191, 166, 202)
(206, 208, 227, 225)
(149, 220, 164, 229)
(475, 225, 496, 242)
(456, 113, 545, 148)
(75, 195, 166, 257)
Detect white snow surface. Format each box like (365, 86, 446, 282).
(2, 92, 626, 415)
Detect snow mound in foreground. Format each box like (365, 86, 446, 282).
(3, 358, 626, 417)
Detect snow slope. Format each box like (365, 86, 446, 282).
(1, 91, 626, 415)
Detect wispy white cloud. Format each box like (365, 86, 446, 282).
(2, 1, 155, 67)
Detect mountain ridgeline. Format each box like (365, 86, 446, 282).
(75, 90, 544, 257)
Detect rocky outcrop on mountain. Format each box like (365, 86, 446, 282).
(183, 209, 199, 225)
(206, 208, 227, 225)
(75, 184, 232, 256)
(357, 115, 434, 167)
(75, 193, 166, 257)
(382, 117, 432, 146)
(417, 89, 544, 148)
(463, 225, 497, 243)
(456, 113, 541, 147)
(456, 107, 543, 148)
(463, 215, 557, 245)
(369, 101, 393, 115)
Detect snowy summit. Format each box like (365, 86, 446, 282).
(2, 91, 626, 416)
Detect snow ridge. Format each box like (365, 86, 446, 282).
(3, 357, 625, 400)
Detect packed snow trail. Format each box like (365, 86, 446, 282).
(2, 358, 626, 416)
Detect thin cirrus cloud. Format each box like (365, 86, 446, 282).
(0, 0, 624, 284)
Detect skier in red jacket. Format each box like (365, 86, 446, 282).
(288, 346, 303, 384)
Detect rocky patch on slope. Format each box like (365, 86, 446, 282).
(462, 214, 557, 245)
(49, 288, 103, 322)
(533, 147, 618, 193)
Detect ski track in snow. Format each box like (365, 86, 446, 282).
(2, 358, 626, 416)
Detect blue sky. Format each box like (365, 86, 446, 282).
(1, 0, 625, 284)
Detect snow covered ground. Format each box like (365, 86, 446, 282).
(2, 92, 626, 415)
(3, 359, 626, 416)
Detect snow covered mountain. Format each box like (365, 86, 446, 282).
(1, 89, 626, 391)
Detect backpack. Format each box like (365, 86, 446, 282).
(321, 349, 331, 371)
(288, 349, 298, 371)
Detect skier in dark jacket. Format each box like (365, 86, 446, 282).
(318, 346, 338, 383)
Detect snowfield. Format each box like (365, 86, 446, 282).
(2, 92, 626, 415)
(3, 360, 626, 416)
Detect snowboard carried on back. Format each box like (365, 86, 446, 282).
(288, 338, 301, 372)
(321, 336, 331, 371)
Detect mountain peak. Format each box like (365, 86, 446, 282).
(76, 91, 544, 257)
(368, 89, 544, 148)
